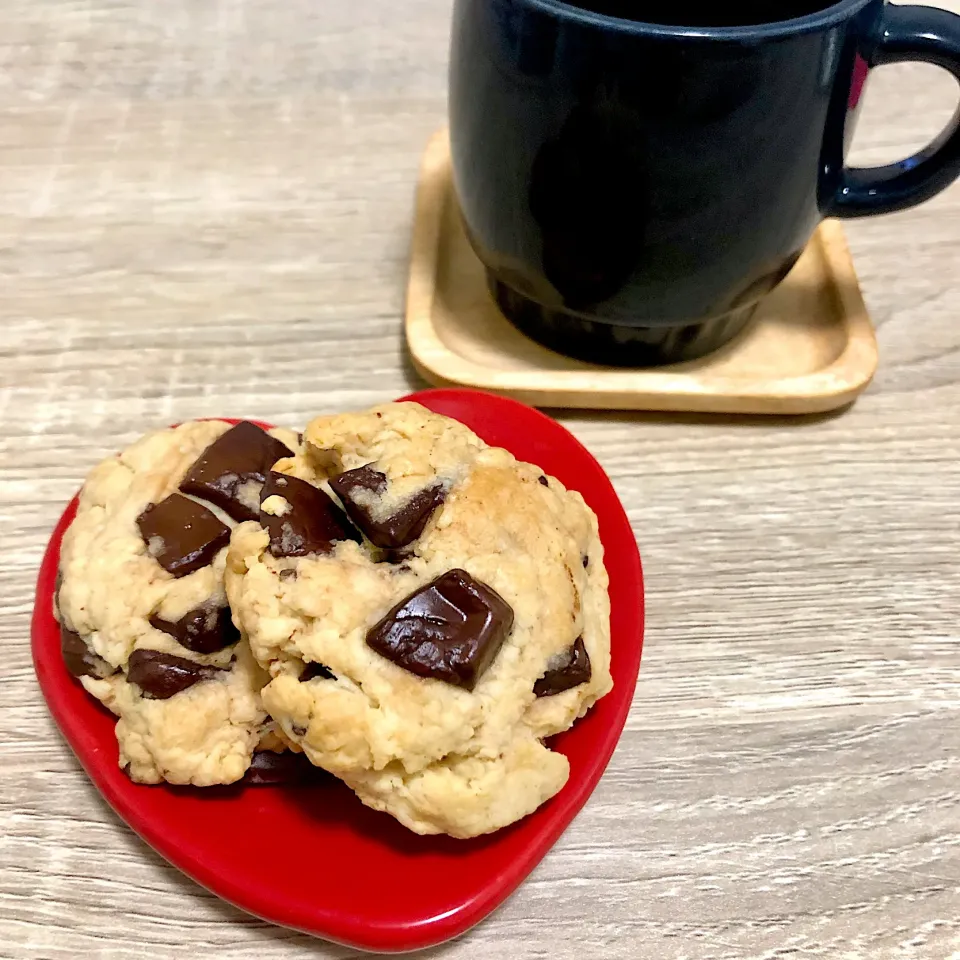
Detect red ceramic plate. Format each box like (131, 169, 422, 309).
(32, 388, 644, 952)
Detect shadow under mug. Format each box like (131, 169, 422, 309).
(449, 0, 960, 366)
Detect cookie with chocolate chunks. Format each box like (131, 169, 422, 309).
(127, 649, 225, 700)
(260, 471, 359, 558)
(137, 493, 230, 578)
(150, 601, 240, 654)
(181, 421, 294, 522)
(534, 637, 591, 697)
(224, 402, 612, 837)
(330, 465, 445, 551)
(56, 420, 304, 788)
(366, 569, 514, 690)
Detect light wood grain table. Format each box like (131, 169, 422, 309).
(2, 2, 959, 958)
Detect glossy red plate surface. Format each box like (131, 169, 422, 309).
(32, 388, 644, 952)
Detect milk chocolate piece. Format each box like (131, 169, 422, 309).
(181, 421, 294, 521)
(127, 649, 223, 699)
(136, 494, 230, 578)
(299, 661, 335, 682)
(366, 569, 514, 690)
(330, 465, 445, 550)
(260, 472, 359, 558)
(61, 626, 115, 680)
(243, 751, 333, 786)
(149, 602, 239, 654)
(534, 637, 591, 697)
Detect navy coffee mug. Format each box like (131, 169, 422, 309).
(449, 0, 960, 365)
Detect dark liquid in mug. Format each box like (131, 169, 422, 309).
(568, 0, 835, 27)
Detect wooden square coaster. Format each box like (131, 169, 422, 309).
(405, 131, 878, 415)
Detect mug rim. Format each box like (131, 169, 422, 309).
(520, 0, 876, 39)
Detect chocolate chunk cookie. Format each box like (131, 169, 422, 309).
(56, 420, 300, 785)
(226, 402, 612, 837)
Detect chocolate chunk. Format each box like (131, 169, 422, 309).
(330, 464, 387, 498)
(149, 602, 239, 655)
(243, 751, 333, 786)
(534, 637, 592, 697)
(127, 649, 224, 699)
(259, 471, 359, 558)
(582, 555, 589, 568)
(366, 569, 514, 690)
(181, 421, 294, 522)
(61, 626, 115, 680)
(381, 546, 416, 566)
(299, 661, 335, 682)
(136, 494, 231, 578)
(330, 465, 445, 550)
(60, 627, 88, 677)
(279, 568, 297, 582)
(539, 475, 549, 486)
(291, 723, 307, 738)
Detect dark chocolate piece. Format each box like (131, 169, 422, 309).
(180, 421, 294, 522)
(61, 625, 115, 680)
(136, 494, 231, 578)
(539, 475, 549, 486)
(127, 649, 223, 699)
(259, 471, 359, 558)
(242, 751, 333, 786)
(299, 661, 336, 682)
(279, 568, 298, 582)
(291, 723, 307, 738)
(381, 547, 416, 566)
(366, 569, 514, 690)
(149, 602, 239, 654)
(582, 555, 589, 568)
(330, 465, 445, 550)
(330, 464, 387, 498)
(534, 637, 592, 697)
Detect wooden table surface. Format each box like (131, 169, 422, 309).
(2, 2, 959, 958)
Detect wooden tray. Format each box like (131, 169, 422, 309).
(405, 131, 879, 415)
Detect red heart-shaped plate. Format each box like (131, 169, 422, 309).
(32, 388, 644, 952)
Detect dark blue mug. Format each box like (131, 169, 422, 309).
(449, 0, 960, 365)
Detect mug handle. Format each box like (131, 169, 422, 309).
(830, 3, 960, 217)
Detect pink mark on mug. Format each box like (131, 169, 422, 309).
(849, 54, 869, 109)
